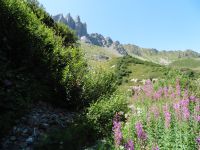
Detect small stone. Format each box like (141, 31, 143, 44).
(23, 129, 29, 134)
(10, 136, 16, 141)
(40, 123, 49, 129)
(60, 141, 63, 145)
(26, 137, 33, 144)
(25, 147, 31, 150)
(20, 142, 27, 148)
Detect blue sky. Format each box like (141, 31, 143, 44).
(38, 0, 200, 52)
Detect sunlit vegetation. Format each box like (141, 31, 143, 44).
(1, 0, 200, 149)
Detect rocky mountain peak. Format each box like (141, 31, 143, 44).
(75, 15, 81, 23)
(53, 13, 127, 56)
(53, 13, 87, 37)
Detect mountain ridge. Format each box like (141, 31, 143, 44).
(53, 13, 200, 64)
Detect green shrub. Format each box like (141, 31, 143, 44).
(81, 69, 117, 107)
(86, 93, 128, 136)
(0, 0, 86, 136)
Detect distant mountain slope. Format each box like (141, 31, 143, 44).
(53, 13, 200, 65)
(53, 14, 127, 55)
(169, 58, 200, 72)
(123, 44, 200, 65)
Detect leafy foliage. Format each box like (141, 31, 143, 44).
(87, 93, 128, 136)
(0, 0, 86, 136)
(115, 55, 161, 84)
(81, 68, 117, 106)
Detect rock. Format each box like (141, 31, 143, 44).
(4, 79, 12, 87)
(22, 129, 29, 134)
(10, 136, 16, 141)
(87, 33, 106, 47)
(1, 102, 77, 150)
(52, 13, 129, 56)
(53, 14, 87, 37)
(26, 137, 33, 144)
(40, 123, 49, 129)
(65, 13, 76, 29)
(111, 41, 128, 55)
(93, 55, 109, 61)
(80, 36, 92, 44)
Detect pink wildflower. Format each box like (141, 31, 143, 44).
(153, 88, 163, 100)
(173, 102, 181, 120)
(113, 114, 123, 147)
(143, 79, 154, 97)
(163, 104, 171, 128)
(163, 87, 169, 98)
(135, 122, 147, 141)
(125, 140, 134, 150)
(152, 145, 160, 150)
(176, 79, 181, 97)
(180, 99, 190, 120)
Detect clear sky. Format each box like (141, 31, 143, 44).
(38, 0, 200, 52)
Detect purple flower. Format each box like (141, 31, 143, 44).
(183, 89, 189, 100)
(151, 106, 160, 118)
(153, 88, 163, 100)
(194, 105, 200, 112)
(180, 99, 190, 120)
(135, 122, 147, 141)
(170, 92, 175, 99)
(196, 137, 200, 145)
(143, 79, 154, 97)
(189, 95, 196, 102)
(182, 106, 190, 120)
(152, 145, 160, 150)
(194, 115, 200, 122)
(176, 79, 181, 97)
(163, 87, 169, 98)
(113, 114, 123, 147)
(173, 102, 181, 120)
(125, 140, 134, 150)
(163, 104, 171, 128)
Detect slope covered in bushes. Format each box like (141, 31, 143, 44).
(0, 0, 86, 137)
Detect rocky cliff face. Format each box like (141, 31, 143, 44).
(53, 13, 128, 55)
(53, 13, 87, 37)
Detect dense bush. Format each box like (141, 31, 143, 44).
(27, 0, 77, 47)
(0, 0, 86, 136)
(86, 93, 128, 136)
(115, 55, 161, 84)
(81, 68, 117, 106)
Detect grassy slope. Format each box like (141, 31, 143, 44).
(169, 58, 200, 72)
(80, 41, 122, 69)
(124, 44, 200, 65)
(80, 42, 168, 92)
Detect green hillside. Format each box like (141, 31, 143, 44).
(170, 58, 200, 72)
(124, 44, 200, 65)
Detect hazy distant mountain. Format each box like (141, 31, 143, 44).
(53, 13, 200, 64)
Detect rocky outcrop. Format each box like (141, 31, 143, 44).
(87, 33, 113, 47)
(53, 13, 87, 37)
(111, 41, 128, 55)
(53, 13, 128, 56)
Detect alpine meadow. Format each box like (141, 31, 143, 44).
(0, 0, 200, 150)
